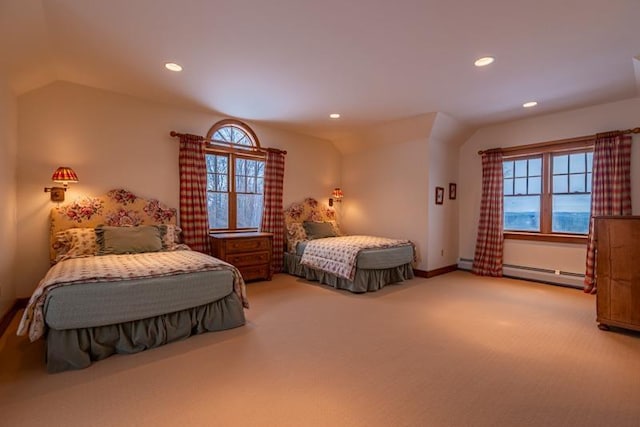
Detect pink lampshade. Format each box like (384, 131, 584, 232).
(51, 166, 79, 184)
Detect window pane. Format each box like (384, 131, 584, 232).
(504, 196, 540, 231)
(514, 160, 528, 177)
(246, 160, 256, 176)
(528, 158, 542, 176)
(552, 194, 591, 233)
(236, 158, 245, 175)
(587, 172, 592, 192)
(569, 153, 586, 173)
(258, 162, 265, 176)
(503, 178, 513, 196)
(528, 177, 541, 194)
(217, 156, 228, 173)
(257, 177, 264, 193)
(236, 175, 246, 192)
(217, 174, 227, 191)
(586, 152, 593, 172)
(553, 155, 568, 174)
(206, 155, 216, 172)
(569, 174, 585, 193)
(503, 161, 514, 178)
(553, 175, 568, 193)
(514, 178, 527, 195)
(207, 192, 228, 229)
(237, 194, 263, 228)
(247, 177, 256, 193)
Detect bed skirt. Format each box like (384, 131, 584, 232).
(46, 292, 245, 373)
(284, 252, 414, 293)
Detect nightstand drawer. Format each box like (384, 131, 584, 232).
(226, 251, 270, 267)
(225, 238, 271, 253)
(239, 265, 272, 281)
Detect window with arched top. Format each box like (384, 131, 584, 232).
(205, 120, 265, 232)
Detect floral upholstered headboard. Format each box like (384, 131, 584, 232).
(49, 189, 178, 262)
(283, 198, 340, 252)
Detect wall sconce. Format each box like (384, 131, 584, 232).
(44, 166, 79, 202)
(328, 187, 344, 207)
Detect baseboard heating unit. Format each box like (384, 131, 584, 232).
(458, 258, 584, 289)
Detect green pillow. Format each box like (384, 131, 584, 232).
(96, 225, 164, 255)
(303, 221, 337, 240)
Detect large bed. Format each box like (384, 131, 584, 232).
(18, 189, 248, 373)
(283, 198, 415, 292)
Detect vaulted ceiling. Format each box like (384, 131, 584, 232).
(1, 0, 639, 140)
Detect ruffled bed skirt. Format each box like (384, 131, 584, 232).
(46, 292, 245, 373)
(284, 252, 414, 293)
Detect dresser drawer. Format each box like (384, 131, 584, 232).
(225, 237, 271, 253)
(226, 251, 270, 267)
(239, 265, 271, 281)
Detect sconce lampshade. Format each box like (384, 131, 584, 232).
(332, 188, 344, 200)
(51, 166, 79, 184)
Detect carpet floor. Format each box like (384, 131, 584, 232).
(1, 271, 639, 427)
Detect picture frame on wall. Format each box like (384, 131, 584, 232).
(449, 183, 457, 200)
(435, 187, 444, 205)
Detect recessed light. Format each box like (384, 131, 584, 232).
(329, 113, 341, 119)
(165, 62, 183, 72)
(523, 101, 538, 108)
(474, 56, 495, 67)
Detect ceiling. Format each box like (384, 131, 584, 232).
(1, 0, 639, 141)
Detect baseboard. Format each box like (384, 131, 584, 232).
(458, 258, 584, 289)
(414, 264, 458, 279)
(0, 298, 28, 339)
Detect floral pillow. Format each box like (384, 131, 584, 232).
(53, 228, 99, 262)
(286, 222, 308, 253)
(159, 224, 183, 250)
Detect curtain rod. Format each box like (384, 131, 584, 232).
(477, 127, 640, 155)
(169, 131, 287, 155)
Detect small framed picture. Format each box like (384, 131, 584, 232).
(449, 183, 457, 200)
(435, 187, 444, 205)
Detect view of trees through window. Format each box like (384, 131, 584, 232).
(205, 120, 265, 232)
(503, 149, 593, 235)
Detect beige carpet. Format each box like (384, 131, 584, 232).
(1, 271, 640, 427)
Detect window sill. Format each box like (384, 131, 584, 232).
(504, 231, 587, 244)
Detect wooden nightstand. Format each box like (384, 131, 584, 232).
(210, 232, 273, 281)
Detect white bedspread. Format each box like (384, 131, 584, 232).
(18, 250, 248, 342)
(300, 235, 412, 280)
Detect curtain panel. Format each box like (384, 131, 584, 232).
(178, 133, 211, 254)
(261, 150, 286, 273)
(472, 151, 504, 277)
(584, 133, 632, 293)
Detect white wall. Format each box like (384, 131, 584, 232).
(341, 114, 435, 270)
(427, 113, 472, 270)
(459, 97, 640, 275)
(16, 81, 340, 297)
(0, 72, 17, 318)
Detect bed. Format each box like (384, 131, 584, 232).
(17, 189, 248, 373)
(283, 198, 415, 292)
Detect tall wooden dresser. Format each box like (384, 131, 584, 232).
(210, 232, 273, 282)
(595, 216, 640, 332)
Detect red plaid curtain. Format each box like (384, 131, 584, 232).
(472, 151, 504, 276)
(261, 150, 286, 273)
(179, 133, 211, 254)
(583, 133, 632, 293)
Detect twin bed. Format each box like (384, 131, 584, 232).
(18, 189, 247, 373)
(19, 193, 414, 373)
(283, 198, 415, 292)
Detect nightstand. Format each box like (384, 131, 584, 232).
(210, 232, 273, 281)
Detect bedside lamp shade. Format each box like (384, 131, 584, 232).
(329, 187, 344, 207)
(52, 166, 79, 184)
(45, 166, 79, 202)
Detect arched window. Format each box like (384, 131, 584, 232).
(205, 120, 265, 232)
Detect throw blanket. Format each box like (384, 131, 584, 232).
(18, 250, 248, 342)
(300, 235, 413, 281)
